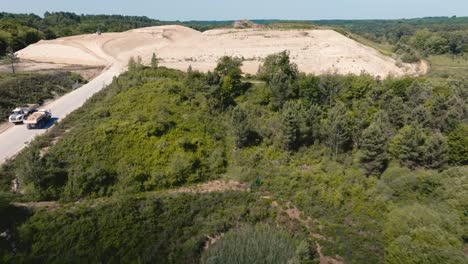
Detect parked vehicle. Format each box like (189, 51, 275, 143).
(8, 104, 39, 124)
(24, 109, 52, 129)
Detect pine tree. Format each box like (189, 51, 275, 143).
(269, 71, 293, 111)
(447, 124, 468, 165)
(389, 125, 449, 169)
(231, 106, 251, 148)
(424, 132, 448, 169)
(360, 122, 388, 176)
(280, 101, 301, 151)
(151, 52, 159, 68)
(319, 74, 343, 106)
(389, 125, 426, 169)
(385, 97, 408, 129)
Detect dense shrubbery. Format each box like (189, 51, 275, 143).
(2, 192, 287, 263)
(1, 53, 466, 263)
(0, 72, 84, 119)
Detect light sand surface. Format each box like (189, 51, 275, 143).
(17, 25, 424, 77)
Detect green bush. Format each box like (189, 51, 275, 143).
(448, 124, 468, 165)
(2, 53, 467, 263)
(9, 192, 277, 263)
(384, 204, 465, 264)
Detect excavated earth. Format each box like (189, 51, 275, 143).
(17, 25, 425, 77)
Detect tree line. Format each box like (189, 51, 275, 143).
(314, 17, 468, 62)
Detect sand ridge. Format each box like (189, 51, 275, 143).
(17, 25, 423, 77)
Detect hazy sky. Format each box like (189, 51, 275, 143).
(1, 0, 467, 21)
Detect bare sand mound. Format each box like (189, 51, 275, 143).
(17, 25, 423, 77)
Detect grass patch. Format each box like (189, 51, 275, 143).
(427, 55, 468, 78)
(327, 27, 395, 57)
(266, 21, 317, 30)
(203, 224, 313, 264)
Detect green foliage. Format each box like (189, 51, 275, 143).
(258, 51, 299, 110)
(296, 74, 321, 104)
(395, 43, 421, 63)
(0, 192, 10, 215)
(322, 103, 351, 158)
(127, 56, 143, 71)
(215, 56, 247, 106)
(4, 67, 235, 200)
(230, 106, 260, 148)
(203, 224, 311, 264)
(424, 132, 449, 169)
(384, 204, 466, 264)
(313, 17, 468, 57)
(258, 51, 298, 82)
(1, 51, 467, 263)
(448, 124, 468, 165)
(279, 101, 301, 151)
(360, 122, 388, 176)
(278, 100, 320, 150)
(8, 192, 278, 263)
(389, 126, 448, 169)
(0, 192, 31, 263)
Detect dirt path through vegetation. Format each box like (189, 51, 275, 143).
(15, 179, 343, 263)
(262, 196, 344, 264)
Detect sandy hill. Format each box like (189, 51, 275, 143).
(17, 25, 424, 77)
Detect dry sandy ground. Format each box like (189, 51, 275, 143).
(17, 25, 425, 77)
(0, 60, 104, 81)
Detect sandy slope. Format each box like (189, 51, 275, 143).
(17, 25, 423, 77)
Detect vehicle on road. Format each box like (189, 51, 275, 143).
(8, 104, 39, 124)
(24, 109, 52, 129)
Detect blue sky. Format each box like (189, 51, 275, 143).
(1, 0, 467, 21)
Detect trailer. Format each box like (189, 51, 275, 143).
(8, 104, 39, 124)
(24, 109, 52, 129)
